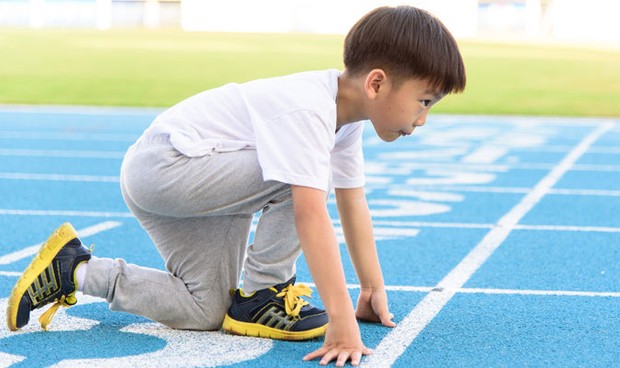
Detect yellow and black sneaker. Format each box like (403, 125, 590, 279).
(6, 222, 91, 331)
(222, 276, 328, 340)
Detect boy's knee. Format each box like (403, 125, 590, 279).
(157, 308, 225, 331)
(190, 306, 227, 331)
(176, 316, 223, 331)
(170, 295, 231, 331)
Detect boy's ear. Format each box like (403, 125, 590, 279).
(364, 69, 387, 100)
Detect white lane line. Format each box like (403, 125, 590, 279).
(371, 220, 493, 230)
(305, 283, 620, 298)
(0, 148, 124, 159)
(301, 282, 620, 298)
(0, 221, 122, 265)
(586, 147, 620, 154)
(549, 188, 620, 196)
(514, 224, 620, 233)
(0, 131, 137, 142)
(0, 209, 133, 218)
(362, 122, 615, 368)
(0, 271, 22, 277)
(571, 164, 620, 172)
(454, 287, 620, 298)
(0, 172, 119, 182)
(390, 185, 530, 194)
(0, 103, 162, 115)
(371, 220, 620, 233)
(387, 184, 620, 197)
(371, 162, 620, 172)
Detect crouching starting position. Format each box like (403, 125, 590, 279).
(7, 5, 465, 367)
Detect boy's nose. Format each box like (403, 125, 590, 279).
(415, 110, 429, 127)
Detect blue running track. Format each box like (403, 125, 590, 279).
(0, 106, 618, 367)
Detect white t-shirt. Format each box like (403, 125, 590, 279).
(144, 69, 365, 192)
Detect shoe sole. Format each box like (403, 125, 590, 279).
(6, 222, 78, 331)
(222, 314, 327, 341)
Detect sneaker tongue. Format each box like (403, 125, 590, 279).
(273, 275, 296, 291)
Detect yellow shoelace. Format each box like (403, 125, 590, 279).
(39, 293, 78, 331)
(276, 283, 312, 317)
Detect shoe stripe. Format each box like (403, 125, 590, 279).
(255, 306, 297, 331)
(27, 261, 61, 307)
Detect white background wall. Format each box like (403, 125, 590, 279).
(179, 0, 479, 37)
(0, 0, 619, 46)
(550, 0, 620, 44)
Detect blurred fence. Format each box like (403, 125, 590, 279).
(0, 0, 619, 46)
(0, 0, 181, 29)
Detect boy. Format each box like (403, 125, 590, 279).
(7, 5, 465, 367)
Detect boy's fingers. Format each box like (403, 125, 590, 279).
(349, 351, 363, 366)
(309, 348, 370, 366)
(303, 347, 328, 361)
(380, 312, 397, 327)
(335, 351, 351, 367)
(319, 349, 340, 365)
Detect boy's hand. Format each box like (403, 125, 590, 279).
(355, 287, 396, 327)
(303, 317, 372, 367)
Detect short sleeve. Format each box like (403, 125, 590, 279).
(331, 122, 365, 189)
(254, 110, 335, 192)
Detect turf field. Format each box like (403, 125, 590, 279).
(0, 106, 618, 367)
(1, 28, 620, 116)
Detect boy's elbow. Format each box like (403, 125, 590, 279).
(291, 185, 330, 225)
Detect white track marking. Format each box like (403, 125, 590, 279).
(571, 164, 620, 172)
(371, 220, 493, 230)
(0, 295, 272, 368)
(387, 185, 620, 196)
(305, 283, 620, 298)
(0, 131, 137, 141)
(387, 185, 531, 194)
(0, 148, 124, 159)
(453, 287, 620, 298)
(462, 146, 508, 164)
(0, 104, 162, 115)
(362, 122, 615, 367)
(371, 220, 620, 233)
(366, 162, 620, 173)
(0, 221, 122, 265)
(0, 172, 119, 182)
(0, 209, 133, 218)
(549, 188, 620, 196)
(514, 224, 620, 233)
(428, 145, 619, 154)
(0, 271, 21, 277)
(51, 323, 273, 368)
(0, 352, 24, 367)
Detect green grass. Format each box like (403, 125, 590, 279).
(1, 28, 619, 117)
(449, 41, 620, 117)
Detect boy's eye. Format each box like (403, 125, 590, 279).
(421, 100, 431, 107)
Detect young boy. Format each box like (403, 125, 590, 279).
(7, 5, 465, 367)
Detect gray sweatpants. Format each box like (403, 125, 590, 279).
(83, 134, 301, 330)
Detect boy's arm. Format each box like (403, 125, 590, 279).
(291, 185, 370, 367)
(335, 187, 396, 327)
